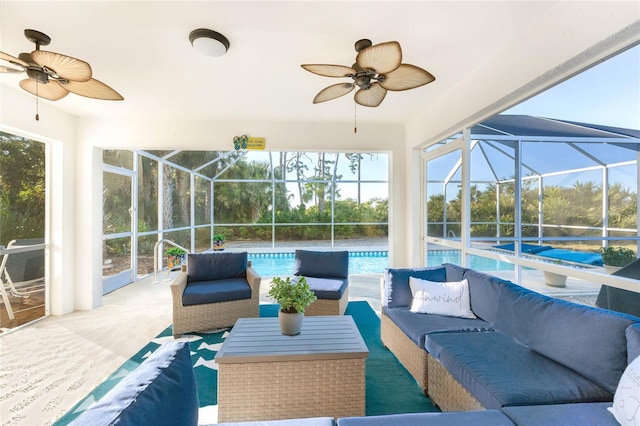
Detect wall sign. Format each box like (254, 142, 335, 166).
(233, 135, 265, 150)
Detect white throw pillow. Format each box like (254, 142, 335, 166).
(608, 355, 640, 426)
(409, 277, 476, 319)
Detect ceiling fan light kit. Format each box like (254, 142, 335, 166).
(0, 28, 124, 120)
(301, 38, 435, 108)
(189, 28, 230, 57)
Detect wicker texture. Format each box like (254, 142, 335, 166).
(380, 311, 429, 394)
(170, 264, 261, 337)
(427, 354, 485, 412)
(305, 288, 349, 316)
(218, 358, 365, 422)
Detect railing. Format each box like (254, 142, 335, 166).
(153, 240, 190, 283)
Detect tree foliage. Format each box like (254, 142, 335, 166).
(427, 179, 637, 240)
(0, 133, 45, 245)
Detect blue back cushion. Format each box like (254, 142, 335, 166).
(188, 252, 247, 282)
(70, 341, 198, 426)
(293, 250, 349, 279)
(443, 264, 505, 324)
(495, 283, 637, 393)
(383, 266, 447, 308)
(627, 323, 640, 363)
(467, 268, 510, 325)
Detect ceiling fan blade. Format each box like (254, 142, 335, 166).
(1, 51, 28, 70)
(379, 64, 436, 91)
(0, 65, 24, 74)
(313, 82, 355, 103)
(356, 41, 402, 75)
(301, 64, 356, 78)
(31, 50, 92, 82)
(354, 82, 387, 107)
(63, 78, 124, 100)
(19, 79, 69, 101)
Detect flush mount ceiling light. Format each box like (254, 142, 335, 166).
(189, 28, 229, 57)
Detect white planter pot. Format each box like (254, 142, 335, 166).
(604, 265, 622, 274)
(544, 271, 567, 288)
(279, 311, 304, 335)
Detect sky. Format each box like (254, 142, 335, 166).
(504, 45, 640, 130)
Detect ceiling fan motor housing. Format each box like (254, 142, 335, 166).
(26, 68, 48, 84)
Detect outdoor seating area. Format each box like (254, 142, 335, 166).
(69, 262, 640, 425)
(1, 2, 639, 425)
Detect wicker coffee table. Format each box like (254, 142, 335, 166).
(215, 315, 369, 422)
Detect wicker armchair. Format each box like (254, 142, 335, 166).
(170, 252, 261, 337)
(293, 250, 349, 316)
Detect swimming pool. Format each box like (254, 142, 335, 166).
(248, 250, 513, 276)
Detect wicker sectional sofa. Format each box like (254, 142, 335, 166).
(71, 323, 640, 425)
(381, 263, 640, 415)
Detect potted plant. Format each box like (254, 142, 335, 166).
(268, 276, 317, 335)
(164, 247, 186, 270)
(600, 246, 636, 274)
(213, 234, 225, 251)
(543, 259, 567, 288)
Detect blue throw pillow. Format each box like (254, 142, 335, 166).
(293, 250, 349, 279)
(188, 252, 247, 282)
(383, 266, 447, 308)
(70, 341, 198, 426)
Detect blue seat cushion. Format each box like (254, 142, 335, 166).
(495, 283, 637, 393)
(70, 341, 198, 426)
(182, 278, 251, 306)
(384, 306, 492, 348)
(426, 331, 612, 409)
(293, 250, 349, 279)
(501, 402, 617, 426)
(337, 410, 515, 426)
(303, 276, 348, 300)
(188, 252, 247, 282)
(383, 266, 447, 308)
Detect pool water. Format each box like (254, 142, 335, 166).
(248, 250, 512, 276)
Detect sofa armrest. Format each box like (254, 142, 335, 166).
(246, 262, 262, 297)
(170, 272, 189, 307)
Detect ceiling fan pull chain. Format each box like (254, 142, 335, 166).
(354, 103, 357, 134)
(35, 82, 40, 121)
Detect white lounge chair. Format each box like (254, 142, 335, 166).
(0, 238, 45, 320)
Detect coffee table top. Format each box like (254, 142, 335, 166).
(215, 315, 369, 363)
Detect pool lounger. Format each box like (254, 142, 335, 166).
(492, 243, 603, 266)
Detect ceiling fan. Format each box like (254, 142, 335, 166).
(0, 29, 123, 118)
(301, 39, 435, 108)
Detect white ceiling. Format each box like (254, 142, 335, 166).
(1, 1, 639, 127)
